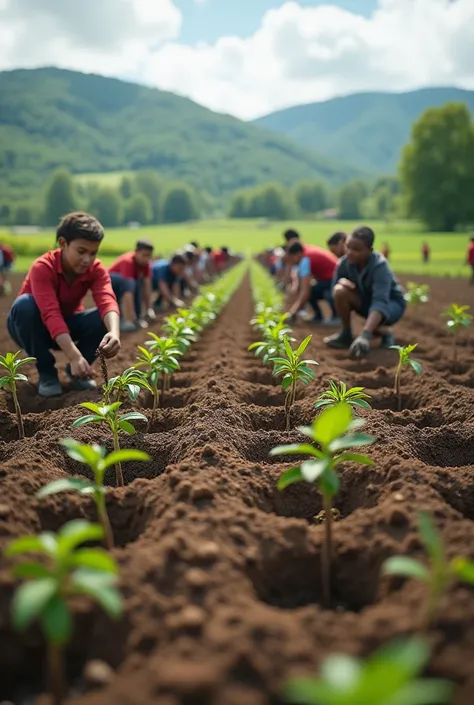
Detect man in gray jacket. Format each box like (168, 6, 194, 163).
(324, 226, 406, 359)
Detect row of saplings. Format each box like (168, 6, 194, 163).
(0, 265, 471, 704)
(0, 265, 246, 705)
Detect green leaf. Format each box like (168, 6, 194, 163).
(283, 677, 326, 703)
(319, 469, 340, 498)
(409, 360, 423, 375)
(0, 377, 11, 389)
(14, 373, 28, 383)
(118, 420, 136, 434)
(59, 439, 104, 465)
(382, 556, 430, 581)
(12, 562, 51, 579)
(418, 512, 443, 562)
(102, 449, 150, 470)
(37, 478, 91, 499)
(72, 571, 123, 619)
(283, 336, 293, 359)
(270, 444, 320, 458)
(79, 402, 101, 413)
(41, 594, 72, 646)
(329, 433, 375, 452)
(71, 549, 117, 573)
(350, 399, 372, 409)
(127, 384, 141, 401)
(450, 557, 474, 585)
(119, 412, 148, 423)
(281, 374, 293, 391)
(301, 458, 329, 483)
(313, 403, 353, 447)
(12, 578, 57, 631)
(314, 399, 332, 409)
(5, 535, 52, 557)
(296, 335, 312, 357)
(277, 466, 304, 490)
(58, 521, 104, 554)
(334, 453, 374, 466)
(72, 415, 104, 428)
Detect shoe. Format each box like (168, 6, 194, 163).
(381, 331, 396, 349)
(65, 365, 97, 392)
(38, 376, 63, 397)
(120, 321, 138, 333)
(309, 317, 324, 325)
(137, 319, 149, 329)
(324, 317, 341, 327)
(324, 330, 354, 349)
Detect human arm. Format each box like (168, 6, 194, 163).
(91, 263, 121, 359)
(160, 280, 185, 308)
(349, 263, 392, 358)
(287, 257, 311, 316)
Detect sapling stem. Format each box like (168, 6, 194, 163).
(11, 381, 25, 439)
(48, 642, 65, 705)
(394, 361, 402, 411)
(112, 431, 124, 487)
(97, 493, 114, 550)
(322, 492, 333, 607)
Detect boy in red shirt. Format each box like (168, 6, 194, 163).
(108, 240, 155, 332)
(7, 212, 121, 398)
(467, 237, 474, 284)
(286, 242, 339, 323)
(210, 247, 230, 275)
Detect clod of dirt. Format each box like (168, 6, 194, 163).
(171, 606, 206, 630)
(83, 660, 114, 688)
(196, 541, 220, 561)
(185, 568, 210, 588)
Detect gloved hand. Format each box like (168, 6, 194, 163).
(349, 331, 372, 359)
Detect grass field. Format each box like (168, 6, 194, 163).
(1, 219, 472, 278)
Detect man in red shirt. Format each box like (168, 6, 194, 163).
(109, 240, 155, 332)
(210, 246, 230, 276)
(286, 241, 339, 323)
(7, 212, 121, 398)
(467, 237, 474, 284)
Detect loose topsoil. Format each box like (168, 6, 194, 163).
(0, 270, 473, 705)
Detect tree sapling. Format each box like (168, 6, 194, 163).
(271, 403, 374, 605)
(102, 367, 152, 405)
(442, 303, 472, 369)
(144, 334, 183, 395)
(390, 344, 422, 411)
(382, 511, 474, 630)
(0, 351, 36, 439)
(405, 282, 430, 306)
(315, 380, 371, 413)
(72, 402, 147, 487)
(37, 440, 150, 549)
(249, 320, 295, 367)
(270, 335, 318, 431)
(5, 520, 123, 705)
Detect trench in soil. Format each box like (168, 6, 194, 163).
(0, 271, 474, 704)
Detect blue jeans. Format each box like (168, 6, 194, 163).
(110, 273, 142, 319)
(7, 294, 106, 379)
(309, 280, 337, 320)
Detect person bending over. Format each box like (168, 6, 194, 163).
(327, 231, 347, 259)
(211, 246, 230, 276)
(324, 226, 406, 358)
(0, 243, 15, 295)
(286, 242, 339, 323)
(7, 212, 120, 397)
(151, 254, 187, 310)
(108, 240, 155, 332)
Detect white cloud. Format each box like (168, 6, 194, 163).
(0, 0, 473, 119)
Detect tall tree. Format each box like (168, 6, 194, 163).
(294, 180, 328, 214)
(45, 169, 77, 225)
(120, 176, 134, 200)
(400, 103, 474, 231)
(134, 171, 162, 223)
(89, 187, 122, 228)
(338, 181, 367, 219)
(228, 192, 249, 218)
(161, 183, 199, 223)
(124, 193, 152, 224)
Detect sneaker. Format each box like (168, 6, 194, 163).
(381, 331, 396, 349)
(65, 365, 97, 392)
(120, 321, 138, 333)
(324, 317, 341, 327)
(38, 376, 63, 398)
(324, 330, 354, 349)
(137, 319, 149, 329)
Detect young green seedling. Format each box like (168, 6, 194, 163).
(162, 314, 198, 353)
(72, 402, 147, 487)
(249, 320, 295, 367)
(37, 440, 150, 549)
(271, 403, 374, 605)
(270, 336, 318, 431)
(315, 380, 371, 413)
(5, 520, 122, 705)
(0, 351, 36, 439)
(390, 344, 422, 411)
(405, 282, 430, 306)
(382, 511, 474, 630)
(442, 303, 472, 368)
(134, 347, 161, 421)
(283, 637, 452, 705)
(144, 334, 183, 394)
(103, 367, 152, 405)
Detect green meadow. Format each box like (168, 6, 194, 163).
(1, 219, 471, 278)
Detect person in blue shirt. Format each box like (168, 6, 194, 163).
(151, 254, 187, 310)
(324, 226, 406, 359)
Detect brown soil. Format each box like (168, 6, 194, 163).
(0, 271, 474, 704)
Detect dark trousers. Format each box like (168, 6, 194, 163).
(110, 273, 142, 319)
(471, 265, 474, 285)
(7, 294, 106, 379)
(309, 280, 337, 320)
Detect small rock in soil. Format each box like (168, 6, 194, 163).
(0, 504, 9, 518)
(185, 568, 210, 588)
(83, 659, 114, 688)
(196, 541, 219, 561)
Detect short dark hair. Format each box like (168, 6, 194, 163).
(327, 231, 347, 247)
(221, 246, 229, 254)
(136, 239, 154, 252)
(205, 246, 212, 253)
(171, 254, 186, 266)
(287, 242, 304, 255)
(351, 225, 375, 248)
(284, 229, 300, 242)
(190, 241, 199, 248)
(56, 212, 104, 244)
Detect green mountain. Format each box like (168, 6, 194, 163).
(0, 67, 362, 205)
(253, 88, 474, 174)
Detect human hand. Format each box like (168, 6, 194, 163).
(349, 332, 372, 359)
(70, 355, 94, 378)
(339, 278, 356, 289)
(146, 308, 156, 320)
(99, 332, 121, 359)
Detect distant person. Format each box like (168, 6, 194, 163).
(197, 246, 213, 282)
(0, 243, 15, 295)
(108, 240, 155, 332)
(468, 236, 474, 284)
(327, 231, 347, 258)
(324, 226, 406, 358)
(283, 228, 300, 246)
(381, 242, 390, 260)
(285, 242, 339, 324)
(181, 246, 200, 295)
(211, 246, 230, 275)
(151, 254, 187, 310)
(421, 242, 431, 264)
(7, 212, 120, 397)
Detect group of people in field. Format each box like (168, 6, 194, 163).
(2, 211, 232, 398)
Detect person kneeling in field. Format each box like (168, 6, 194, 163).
(327, 231, 347, 259)
(151, 254, 187, 310)
(7, 212, 121, 397)
(108, 240, 156, 332)
(285, 241, 339, 324)
(0, 243, 15, 296)
(324, 226, 406, 358)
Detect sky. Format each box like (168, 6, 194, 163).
(0, 0, 473, 120)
